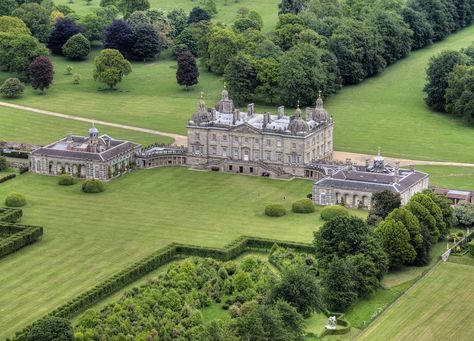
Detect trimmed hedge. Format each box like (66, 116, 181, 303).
(265, 204, 286, 217)
(0, 173, 16, 183)
(5, 192, 26, 207)
(292, 198, 315, 213)
(82, 179, 104, 193)
(0, 207, 22, 223)
(320, 205, 349, 221)
(58, 174, 75, 186)
(0, 222, 43, 259)
(13, 236, 314, 340)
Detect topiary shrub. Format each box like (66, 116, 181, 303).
(265, 204, 286, 217)
(321, 205, 349, 221)
(58, 174, 75, 186)
(5, 192, 26, 207)
(82, 179, 104, 193)
(292, 198, 315, 213)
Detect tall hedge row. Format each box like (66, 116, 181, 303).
(0, 207, 22, 223)
(13, 236, 314, 340)
(0, 223, 43, 258)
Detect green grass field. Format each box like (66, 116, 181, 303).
(0, 167, 362, 339)
(358, 261, 474, 341)
(0, 106, 172, 145)
(54, 0, 280, 32)
(327, 25, 474, 163)
(416, 165, 474, 191)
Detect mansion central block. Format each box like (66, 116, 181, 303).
(186, 89, 334, 178)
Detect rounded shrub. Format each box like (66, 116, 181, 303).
(82, 179, 104, 193)
(0, 78, 25, 98)
(292, 198, 315, 213)
(320, 205, 349, 221)
(265, 204, 286, 217)
(58, 174, 75, 186)
(5, 192, 26, 207)
(62, 33, 90, 59)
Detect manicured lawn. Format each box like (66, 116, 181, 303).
(326, 25, 474, 163)
(0, 106, 172, 145)
(358, 261, 474, 341)
(0, 167, 363, 339)
(416, 165, 474, 191)
(54, 0, 280, 32)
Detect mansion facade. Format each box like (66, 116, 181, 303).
(186, 89, 334, 178)
(29, 125, 141, 180)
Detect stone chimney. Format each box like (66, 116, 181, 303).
(263, 112, 269, 128)
(394, 161, 400, 183)
(247, 103, 254, 117)
(345, 158, 352, 167)
(105, 137, 111, 150)
(211, 108, 217, 120)
(66, 132, 73, 142)
(365, 158, 370, 170)
(328, 168, 333, 177)
(233, 109, 240, 124)
(277, 106, 284, 119)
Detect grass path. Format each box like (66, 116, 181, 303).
(357, 261, 474, 340)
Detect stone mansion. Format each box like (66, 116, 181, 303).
(186, 89, 334, 178)
(27, 88, 429, 208)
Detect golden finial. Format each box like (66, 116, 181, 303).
(378, 146, 381, 157)
(223, 82, 227, 90)
(297, 99, 300, 108)
(200, 91, 204, 99)
(318, 89, 322, 98)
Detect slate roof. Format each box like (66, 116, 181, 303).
(32, 135, 141, 162)
(314, 168, 428, 193)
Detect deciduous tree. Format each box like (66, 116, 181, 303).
(223, 53, 257, 105)
(188, 7, 211, 24)
(424, 50, 470, 111)
(93, 48, 131, 89)
(12, 3, 50, 42)
(48, 18, 83, 55)
(103, 20, 135, 57)
(29, 55, 53, 94)
(0, 16, 30, 35)
(0, 33, 48, 79)
(129, 23, 162, 61)
(321, 257, 357, 311)
(176, 51, 199, 89)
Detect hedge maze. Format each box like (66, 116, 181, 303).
(0, 208, 43, 259)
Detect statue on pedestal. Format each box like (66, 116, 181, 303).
(325, 316, 337, 330)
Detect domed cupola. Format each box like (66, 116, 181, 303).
(288, 103, 309, 135)
(314, 91, 330, 122)
(191, 93, 212, 125)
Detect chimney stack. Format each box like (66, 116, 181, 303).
(277, 106, 284, 119)
(306, 107, 313, 121)
(67, 132, 73, 142)
(247, 103, 254, 117)
(365, 158, 370, 170)
(394, 161, 400, 183)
